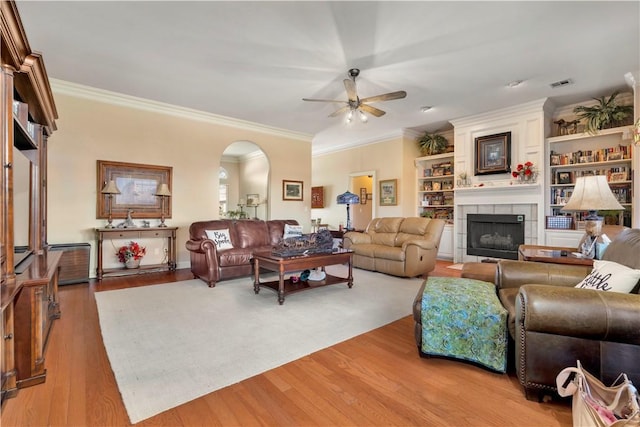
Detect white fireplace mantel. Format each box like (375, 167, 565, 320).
(455, 183, 542, 205)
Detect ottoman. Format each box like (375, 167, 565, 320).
(418, 276, 508, 373)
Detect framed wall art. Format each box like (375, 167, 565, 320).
(246, 193, 259, 206)
(97, 160, 172, 219)
(474, 132, 511, 175)
(311, 186, 324, 208)
(379, 179, 398, 206)
(282, 180, 303, 201)
(360, 187, 367, 205)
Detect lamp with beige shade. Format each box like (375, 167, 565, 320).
(101, 180, 121, 229)
(561, 175, 623, 258)
(154, 183, 172, 227)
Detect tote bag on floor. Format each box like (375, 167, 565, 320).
(556, 361, 640, 427)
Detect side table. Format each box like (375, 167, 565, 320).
(96, 227, 178, 280)
(518, 244, 593, 267)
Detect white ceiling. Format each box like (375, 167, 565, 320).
(15, 1, 640, 156)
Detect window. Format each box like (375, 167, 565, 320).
(219, 167, 229, 215)
(219, 167, 228, 180)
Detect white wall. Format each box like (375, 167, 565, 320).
(46, 81, 312, 277)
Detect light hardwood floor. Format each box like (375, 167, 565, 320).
(1, 261, 572, 426)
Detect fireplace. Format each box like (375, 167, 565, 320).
(467, 214, 525, 260)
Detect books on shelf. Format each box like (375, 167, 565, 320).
(552, 167, 629, 185)
(551, 182, 630, 205)
(549, 144, 632, 165)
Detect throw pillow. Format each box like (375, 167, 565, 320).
(283, 224, 303, 239)
(575, 260, 640, 293)
(205, 229, 233, 250)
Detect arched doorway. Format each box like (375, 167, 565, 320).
(220, 141, 270, 220)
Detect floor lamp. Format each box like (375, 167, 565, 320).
(561, 175, 623, 258)
(155, 183, 172, 227)
(101, 180, 121, 228)
(336, 190, 360, 231)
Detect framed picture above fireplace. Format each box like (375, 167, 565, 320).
(474, 132, 511, 175)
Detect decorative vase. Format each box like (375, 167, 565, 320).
(517, 172, 537, 184)
(125, 258, 141, 269)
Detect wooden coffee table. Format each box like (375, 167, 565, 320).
(252, 249, 353, 304)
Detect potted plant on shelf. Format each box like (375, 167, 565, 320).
(417, 132, 448, 156)
(116, 241, 146, 269)
(573, 91, 633, 135)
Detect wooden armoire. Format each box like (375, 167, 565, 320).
(1, 0, 60, 403)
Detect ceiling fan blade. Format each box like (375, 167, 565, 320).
(360, 91, 407, 103)
(344, 79, 358, 102)
(328, 105, 350, 118)
(359, 104, 386, 117)
(302, 98, 347, 103)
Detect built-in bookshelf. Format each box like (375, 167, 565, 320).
(546, 126, 634, 228)
(415, 153, 455, 222)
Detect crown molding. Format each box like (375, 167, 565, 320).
(50, 79, 313, 143)
(221, 150, 266, 163)
(449, 98, 550, 129)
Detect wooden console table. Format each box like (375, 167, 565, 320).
(95, 227, 178, 280)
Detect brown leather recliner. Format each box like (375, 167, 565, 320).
(498, 228, 640, 401)
(185, 219, 298, 287)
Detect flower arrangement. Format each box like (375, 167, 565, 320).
(512, 161, 536, 180)
(116, 241, 146, 263)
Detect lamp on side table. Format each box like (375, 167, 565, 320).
(561, 175, 623, 258)
(101, 180, 121, 228)
(155, 183, 172, 227)
(336, 190, 360, 231)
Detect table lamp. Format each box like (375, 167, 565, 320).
(101, 180, 121, 228)
(561, 175, 623, 258)
(336, 190, 360, 231)
(155, 183, 172, 227)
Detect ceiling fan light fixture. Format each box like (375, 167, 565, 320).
(346, 110, 353, 123)
(304, 68, 407, 123)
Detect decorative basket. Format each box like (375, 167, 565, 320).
(546, 216, 573, 230)
(272, 229, 334, 257)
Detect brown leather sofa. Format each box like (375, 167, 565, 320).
(509, 228, 640, 401)
(413, 228, 640, 401)
(343, 217, 445, 278)
(185, 219, 298, 287)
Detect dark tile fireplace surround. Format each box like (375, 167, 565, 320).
(467, 214, 525, 260)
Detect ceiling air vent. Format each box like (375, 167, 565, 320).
(550, 79, 573, 89)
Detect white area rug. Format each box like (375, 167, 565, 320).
(95, 265, 423, 423)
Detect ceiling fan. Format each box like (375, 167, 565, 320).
(303, 68, 407, 123)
